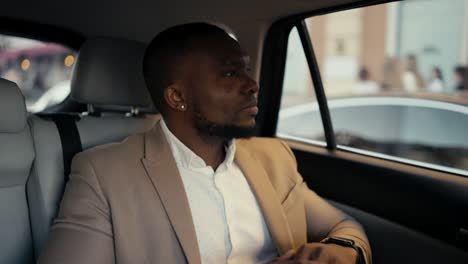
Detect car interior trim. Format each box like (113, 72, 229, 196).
(296, 20, 336, 150)
(285, 138, 468, 185)
(257, 23, 294, 137)
(337, 145, 468, 177)
(284, 133, 468, 177)
(0, 17, 84, 50)
(329, 200, 468, 263)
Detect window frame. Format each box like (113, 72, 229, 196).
(295, 20, 336, 149)
(259, 0, 397, 138)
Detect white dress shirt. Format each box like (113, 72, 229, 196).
(160, 119, 278, 264)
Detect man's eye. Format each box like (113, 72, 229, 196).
(224, 71, 237, 77)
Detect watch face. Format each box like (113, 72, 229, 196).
(325, 237, 355, 246)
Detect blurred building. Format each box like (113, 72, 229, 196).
(304, 0, 468, 95)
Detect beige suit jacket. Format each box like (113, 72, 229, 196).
(39, 121, 371, 264)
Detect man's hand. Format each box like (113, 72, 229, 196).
(268, 243, 358, 264)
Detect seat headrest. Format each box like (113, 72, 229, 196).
(71, 37, 153, 107)
(0, 78, 27, 133)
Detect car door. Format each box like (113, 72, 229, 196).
(258, 0, 468, 263)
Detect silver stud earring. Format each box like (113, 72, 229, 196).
(180, 104, 186, 110)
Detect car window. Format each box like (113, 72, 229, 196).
(0, 34, 76, 112)
(277, 27, 325, 146)
(277, 0, 468, 174)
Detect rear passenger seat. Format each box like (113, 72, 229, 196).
(0, 79, 36, 264)
(6, 37, 158, 262)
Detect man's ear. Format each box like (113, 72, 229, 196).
(164, 84, 187, 112)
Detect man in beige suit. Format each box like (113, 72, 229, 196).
(39, 23, 371, 264)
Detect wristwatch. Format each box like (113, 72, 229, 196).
(321, 236, 365, 264)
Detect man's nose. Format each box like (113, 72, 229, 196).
(242, 75, 259, 95)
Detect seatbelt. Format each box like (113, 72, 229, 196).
(39, 114, 83, 181)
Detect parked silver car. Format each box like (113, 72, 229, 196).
(278, 96, 468, 171)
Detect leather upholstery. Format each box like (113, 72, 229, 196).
(0, 78, 27, 133)
(0, 78, 35, 263)
(76, 114, 159, 150)
(0, 38, 160, 262)
(70, 37, 153, 108)
(27, 114, 158, 256)
(26, 37, 160, 259)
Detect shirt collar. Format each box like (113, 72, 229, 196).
(160, 118, 236, 170)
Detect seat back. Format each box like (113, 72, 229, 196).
(27, 114, 158, 256)
(27, 37, 159, 258)
(0, 79, 35, 263)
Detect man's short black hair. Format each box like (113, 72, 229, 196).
(455, 65, 465, 76)
(143, 23, 228, 114)
(358, 67, 369, 81)
(455, 65, 466, 91)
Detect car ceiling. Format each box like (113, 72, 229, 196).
(1, 0, 360, 43)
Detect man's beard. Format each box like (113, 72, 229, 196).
(194, 113, 256, 139)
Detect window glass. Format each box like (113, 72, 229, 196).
(280, 0, 468, 173)
(0, 35, 76, 112)
(277, 27, 325, 145)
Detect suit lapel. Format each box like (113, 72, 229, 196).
(141, 123, 201, 264)
(235, 142, 295, 254)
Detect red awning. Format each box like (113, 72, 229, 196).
(0, 44, 70, 61)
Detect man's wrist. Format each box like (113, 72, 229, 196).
(320, 236, 365, 264)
